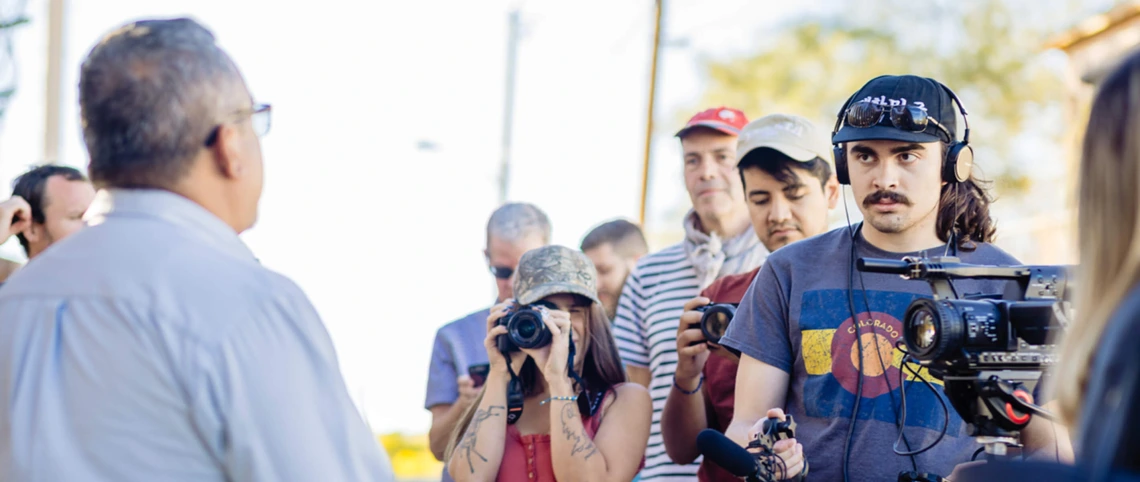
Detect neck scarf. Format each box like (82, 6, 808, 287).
(682, 210, 768, 290)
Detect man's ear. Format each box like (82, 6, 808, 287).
(825, 175, 841, 209)
(212, 124, 244, 179)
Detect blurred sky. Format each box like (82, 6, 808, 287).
(0, 0, 1116, 434)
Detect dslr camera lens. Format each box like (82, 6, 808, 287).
(498, 302, 555, 352)
(693, 303, 738, 344)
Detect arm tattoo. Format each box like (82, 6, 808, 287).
(559, 402, 598, 460)
(457, 405, 505, 474)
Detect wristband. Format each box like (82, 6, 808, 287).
(673, 375, 704, 395)
(539, 395, 579, 406)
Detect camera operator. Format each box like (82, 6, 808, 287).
(0, 18, 393, 481)
(444, 245, 652, 482)
(1054, 50, 1140, 474)
(719, 75, 1065, 481)
(660, 114, 839, 482)
(613, 106, 769, 481)
(0, 165, 95, 283)
(580, 219, 648, 321)
(426, 202, 551, 481)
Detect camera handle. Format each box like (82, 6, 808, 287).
(746, 415, 808, 482)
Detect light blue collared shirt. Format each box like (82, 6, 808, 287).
(0, 189, 394, 481)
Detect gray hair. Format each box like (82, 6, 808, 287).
(79, 18, 245, 189)
(580, 219, 648, 259)
(486, 202, 552, 245)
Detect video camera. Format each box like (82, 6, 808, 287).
(496, 301, 555, 353)
(857, 256, 1072, 456)
(690, 303, 737, 344)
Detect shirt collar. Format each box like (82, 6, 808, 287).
(86, 188, 257, 262)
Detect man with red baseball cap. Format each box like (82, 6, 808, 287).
(613, 107, 769, 481)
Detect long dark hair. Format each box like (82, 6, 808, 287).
(444, 301, 627, 462)
(935, 143, 996, 251)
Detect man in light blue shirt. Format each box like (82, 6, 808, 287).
(0, 18, 394, 481)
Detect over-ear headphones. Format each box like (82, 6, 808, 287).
(831, 81, 973, 185)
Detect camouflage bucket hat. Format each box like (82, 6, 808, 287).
(513, 245, 600, 306)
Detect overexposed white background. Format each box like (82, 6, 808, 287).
(0, 0, 832, 434)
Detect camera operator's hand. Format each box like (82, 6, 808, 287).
(675, 296, 712, 386)
(0, 196, 31, 241)
(486, 300, 528, 375)
(748, 408, 804, 480)
(522, 307, 573, 382)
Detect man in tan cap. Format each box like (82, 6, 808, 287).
(661, 113, 839, 481)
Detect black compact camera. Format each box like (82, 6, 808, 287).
(497, 301, 555, 353)
(691, 303, 738, 344)
(857, 256, 1072, 444)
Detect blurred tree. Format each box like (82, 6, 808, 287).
(693, 0, 1083, 195)
(0, 0, 27, 122)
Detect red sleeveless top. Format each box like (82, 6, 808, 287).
(496, 384, 644, 481)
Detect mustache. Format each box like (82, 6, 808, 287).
(862, 190, 912, 207)
(768, 222, 801, 236)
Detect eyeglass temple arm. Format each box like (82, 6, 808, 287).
(832, 93, 859, 138)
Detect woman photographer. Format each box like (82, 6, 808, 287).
(445, 245, 651, 482)
(1054, 49, 1140, 474)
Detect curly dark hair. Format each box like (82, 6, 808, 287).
(935, 142, 996, 251)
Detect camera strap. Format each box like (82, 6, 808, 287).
(565, 331, 603, 417)
(504, 353, 524, 425)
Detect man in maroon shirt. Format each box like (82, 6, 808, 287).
(660, 114, 839, 481)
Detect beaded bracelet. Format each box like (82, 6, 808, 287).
(539, 395, 579, 406)
(673, 375, 704, 395)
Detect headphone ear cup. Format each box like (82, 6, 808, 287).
(943, 142, 973, 183)
(834, 144, 849, 185)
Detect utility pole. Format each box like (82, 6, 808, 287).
(638, 0, 664, 226)
(497, 9, 521, 205)
(44, 0, 65, 163)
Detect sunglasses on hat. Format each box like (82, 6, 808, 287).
(844, 101, 951, 141)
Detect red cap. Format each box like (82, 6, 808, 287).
(676, 107, 748, 138)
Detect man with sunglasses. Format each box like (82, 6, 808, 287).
(0, 18, 394, 481)
(425, 202, 551, 480)
(719, 75, 1064, 481)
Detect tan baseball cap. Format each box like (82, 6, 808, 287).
(736, 113, 833, 165)
(513, 245, 600, 306)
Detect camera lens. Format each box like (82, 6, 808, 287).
(699, 304, 737, 344)
(507, 308, 552, 349)
(516, 318, 538, 339)
(911, 308, 937, 350)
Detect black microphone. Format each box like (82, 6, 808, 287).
(696, 429, 760, 480)
(856, 257, 910, 274)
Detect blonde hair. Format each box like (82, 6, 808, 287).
(1056, 50, 1140, 427)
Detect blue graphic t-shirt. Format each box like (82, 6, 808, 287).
(720, 227, 1019, 481)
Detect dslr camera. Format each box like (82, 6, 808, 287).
(857, 256, 1071, 450)
(691, 303, 737, 344)
(497, 300, 556, 353)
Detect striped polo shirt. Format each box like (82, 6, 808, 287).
(612, 243, 702, 481)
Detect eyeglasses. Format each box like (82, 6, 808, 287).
(204, 103, 272, 147)
(844, 101, 951, 141)
(489, 265, 514, 280)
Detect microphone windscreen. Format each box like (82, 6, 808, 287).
(696, 429, 758, 478)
